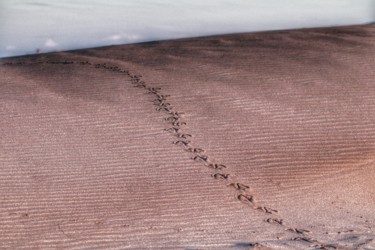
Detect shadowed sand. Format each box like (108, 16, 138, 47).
(0, 25, 374, 249)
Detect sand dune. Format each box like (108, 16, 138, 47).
(0, 25, 374, 249)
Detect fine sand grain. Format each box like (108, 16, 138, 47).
(0, 25, 374, 249)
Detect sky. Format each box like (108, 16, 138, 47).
(0, 0, 374, 58)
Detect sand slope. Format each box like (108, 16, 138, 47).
(0, 25, 374, 249)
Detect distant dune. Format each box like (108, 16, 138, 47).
(0, 25, 374, 249)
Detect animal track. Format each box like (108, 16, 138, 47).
(312, 244, 338, 250)
(256, 206, 278, 214)
(229, 183, 250, 191)
(172, 121, 186, 126)
(207, 163, 227, 170)
(185, 147, 205, 154)
(212, 173, 230, 180)
(265, 218, 284, 225)
(176, 133, 192, 139)
(288, 228, 311, 235)
(192, 155, 209, 164)
(238, 193, 255, 204)
(173, 140, 191, 146)
(291, 236, 314, 243)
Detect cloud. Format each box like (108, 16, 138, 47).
(6, 45, 16, 50)
(108, 34, 122, 41)
(124, 34, 142, 41)
(44, 38, 58, 47)
(105, 34, 143, 42)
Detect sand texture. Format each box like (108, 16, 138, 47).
(0, 25, 375, 249)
